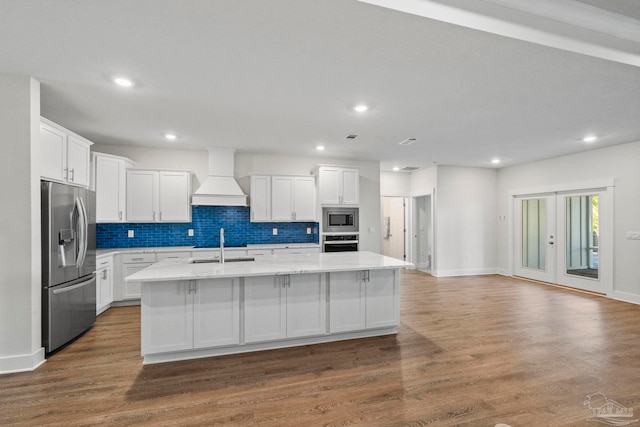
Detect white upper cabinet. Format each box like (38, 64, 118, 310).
(250, 175, 316, 222)
(92, 153, 134, 222)
(40, 118, 92, 188)
(158, 171, 192, 222)
(127, 169, 191, 222)
(317, 166, 359, 206)
(250, 175, 271, 221)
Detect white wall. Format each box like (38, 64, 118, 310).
(91, 145, 382, 253)
(380, 165, 497, 276)
(497, 140, 640, 303)
(0, 75, 44, 373)
(435, 166, 497, 276)
(380, 171, 411, 197)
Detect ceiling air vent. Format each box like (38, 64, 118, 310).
(346, 134, 358, 140)
(401, 166, 420, 171)
(398, 138, 416, 145)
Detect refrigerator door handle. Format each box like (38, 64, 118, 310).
(75, 197, 88, 269)
(52, 276, 95, 295)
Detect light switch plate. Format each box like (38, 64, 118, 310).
(273, 228, 278, 235)
(188, 229, 194, 237)
(306, 227, 311, 234)
(128, 230, 134, 238)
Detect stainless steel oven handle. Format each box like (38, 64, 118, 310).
(52, 277, 95, 295)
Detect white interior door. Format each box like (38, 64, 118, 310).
(382, 197, 405, 260)
(514, 195, 557, 283)
(514, 189, 611, 294)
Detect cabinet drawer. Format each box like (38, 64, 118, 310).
(122, 253, 156, 263)
(247, 249, 273, 257)
(96, 257, 113, 269)
(157, 251, 191, 261)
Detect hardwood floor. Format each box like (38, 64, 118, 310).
(3, 271, 640, 426)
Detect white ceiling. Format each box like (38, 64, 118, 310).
(1, 0, 639, 171)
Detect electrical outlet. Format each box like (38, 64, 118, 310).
(306, 227, 311, 234)
(128, 230, 134, 238)
(272, 228, 278, 236)
(188, 229, 194, 237)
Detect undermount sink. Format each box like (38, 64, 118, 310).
(190, 257, 255, 264)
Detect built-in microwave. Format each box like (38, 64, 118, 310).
(322, 207, 359, 233)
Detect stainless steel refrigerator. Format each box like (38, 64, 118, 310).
(41, 180, 96, 354)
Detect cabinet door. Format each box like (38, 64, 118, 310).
(250, 175, 271, 221)
(141, 281, 193, 354)
(244, 276, 287, 343)
(159, 171, 191, 222)
(318, 167, 340, 205)
(95, 156, 123, 222)
(96, 265, 114, 314)
(39, 122, 66, 182)
(365, 269, 399, 329)
(194, 279, 240, 348)
(66, 135, 91, 187)
(127, 170, 157, 221)
(340, 169, 359, 205)
(122, 262, 152, 299)
(271, 177, 294, 221)
(293, 177, 316, 221)
(329, 271, 366, 333)
(287, 274, 326, 338)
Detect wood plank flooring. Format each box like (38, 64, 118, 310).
(2, 271, 640, 426)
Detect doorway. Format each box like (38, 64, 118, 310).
(513, 188, 611, 294)
(382, 197, 405, 261)
(414, 195, 432, 273)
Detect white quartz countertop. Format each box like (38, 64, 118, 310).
(96, 243, 320, 257)
(125, 251, 412, 283)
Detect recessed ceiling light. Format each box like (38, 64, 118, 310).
(491, 158, 501, 164)
(113, 77, 133, 87)
(165, 133, 177, 141)
(316, 145, 325, 151)
(582, 135, 597, 143)
(392, 167, 400, 172)
(353, 104, 369, 113)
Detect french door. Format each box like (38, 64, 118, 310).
(514, 188, 611, 294)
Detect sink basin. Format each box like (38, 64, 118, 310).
(190, 257, 255, 264)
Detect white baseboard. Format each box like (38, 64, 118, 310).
(496, 268, 511, 276)
(431, 267, 498, 277)
(609, 290, 640, 305)
(0, 347, 45, 374)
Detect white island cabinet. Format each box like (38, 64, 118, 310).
(244, 273, 326, 343)
(128, 251, 410, 364)
(142, 278, 239, 355)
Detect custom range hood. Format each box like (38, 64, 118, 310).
(191, 147, 247, 206)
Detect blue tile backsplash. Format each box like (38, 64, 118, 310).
(96, 206, 319, 248)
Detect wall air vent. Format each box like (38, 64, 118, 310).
(346, 134, 358, 140)
(401, 166, 420, 171)
(398, 138, 416, 145)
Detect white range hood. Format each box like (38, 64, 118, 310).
(191, 148, 247, 206)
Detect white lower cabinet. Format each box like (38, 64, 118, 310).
(194, 279, 240, 348)
(142, 278, 239, 355)
(365, 269, 400, 328)
(329, 271, 366, 333)
(244, 273, 326, 343)
(96, 255, 114, 315)
(329, 269, 399, 331)
(120, 253, 156, 301)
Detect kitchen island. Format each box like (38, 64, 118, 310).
(126, 251, 411, 364)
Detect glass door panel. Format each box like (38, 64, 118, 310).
(565, 195, 598, 279)
(556, 190, 607, 294)
(514, 195, 556, 283)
